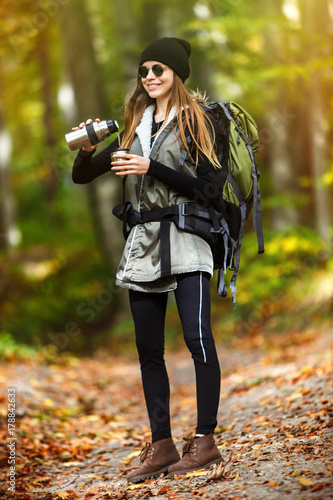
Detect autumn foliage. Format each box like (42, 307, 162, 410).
(0, 327, 332, 499)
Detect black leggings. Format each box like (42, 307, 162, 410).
(129, 271, 221, 442)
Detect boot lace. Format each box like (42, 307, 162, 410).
(181, 436, 196, 457)
(139, 442, 154, 463)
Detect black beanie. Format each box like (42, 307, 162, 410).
(139, 37, 191, 82)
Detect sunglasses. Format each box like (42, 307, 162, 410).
(138, 64, 168, 79)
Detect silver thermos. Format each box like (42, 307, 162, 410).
(65, 120, 119, 151)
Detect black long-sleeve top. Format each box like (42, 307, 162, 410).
(72, 123, 220, 207)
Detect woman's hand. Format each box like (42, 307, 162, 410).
(72, 118, 100, 152)
(111, 154, 150, 176)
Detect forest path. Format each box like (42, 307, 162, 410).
(0, 326, 332, 499)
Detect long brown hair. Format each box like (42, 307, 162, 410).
(121, 73, 220, 169)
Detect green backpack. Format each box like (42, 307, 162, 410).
(202, 101, 264, 305)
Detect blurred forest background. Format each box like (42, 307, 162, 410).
(0, 0, 332, 360)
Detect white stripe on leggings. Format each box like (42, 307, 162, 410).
(199, 272, 207, 363)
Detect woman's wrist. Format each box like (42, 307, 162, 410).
(79, 148, 95, 156)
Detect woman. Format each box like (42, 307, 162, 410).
(72, 37, 223, 482)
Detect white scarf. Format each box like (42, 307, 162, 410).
(135, 104, 177, 158)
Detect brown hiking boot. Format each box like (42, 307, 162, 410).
(126, 437, 180, 483)
(167, 434, 222, 476)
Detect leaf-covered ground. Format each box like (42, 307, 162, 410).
(0, 326, 332, 500)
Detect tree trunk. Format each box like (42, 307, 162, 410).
(301, 0, 331, 240)
(112, 0, 164, 89)
(309, 76, 331, 240)
(36, 28, 59, 201)
(261, 0, 300, 229)
(268, 91, 300, 229)
(0, 99, 19, 251)
(58, 0, 124, 270)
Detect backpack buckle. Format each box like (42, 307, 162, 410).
(178, 202, 189, 230)
(128, 209, 142, 226)
(179, 202, 189, 216)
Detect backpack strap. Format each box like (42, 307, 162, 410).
(217, 170, 246, 307)
(179, 135, 193, 167)
(160, 218, 171, 277)
(245, 143, 264, 255)
(217, 269, 228, 297)
(230, 200, 247, 308)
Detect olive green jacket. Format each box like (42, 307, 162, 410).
(115, 105, 213, 293)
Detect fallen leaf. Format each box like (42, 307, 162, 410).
(302, 388, 311, 395)
(310, 483, 324, 492)
(185, 469, 210, 477)
(125, 450, 141, 460)
(217, 423, 236, 432)
(268, 481, 277, 487)
(31, 476, 51, 484)
(192, 487, 208, 494)
(285, 393, 302, 401)
(299, 476, 314, 486)
(168, 495, 188, 499)
(85, 487, 99, 494)
(173, 473, 187, 479)
(126, 484, 146, 490)
(157, 485, 172, 494)
(53, 492, 70, 499)
(43, 397, 55, 407)
(209, 462, 228, 480)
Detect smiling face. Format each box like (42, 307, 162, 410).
(140, 60, 174, 103)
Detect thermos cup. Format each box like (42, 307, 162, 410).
(65, 120, 119, 151)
